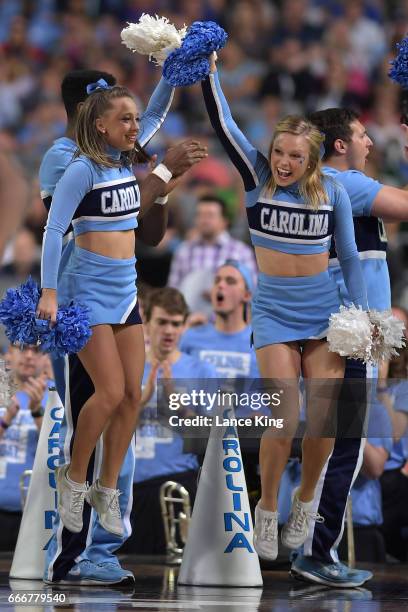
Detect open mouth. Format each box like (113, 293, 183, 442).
(276, 168, 292, 179)
(216, 292, 225, 305)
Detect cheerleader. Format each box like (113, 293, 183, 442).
(37, 81, 206, 536)
(201, 53, 368, 560)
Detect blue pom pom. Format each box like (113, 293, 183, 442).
(180, 21, 228, 61)
(38, 301, 92, 357)
(0, 277, 39, 345)
(389, 36, 408, 88)
(163, 52, 209, 86)
(0, 277, 92, 355)
(163, 20, 227, 86)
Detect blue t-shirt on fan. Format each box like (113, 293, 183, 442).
(180, 324, 259, 378)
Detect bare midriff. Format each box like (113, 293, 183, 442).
(75, 230, 135, 259)
(255, 246, 329, 277)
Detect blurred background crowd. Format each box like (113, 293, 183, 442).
(0, 0, 408, 567)
(1, 0, 408, 299)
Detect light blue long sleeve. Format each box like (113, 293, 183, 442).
(201, 71, 270, 192)
(333, 184, 368, 310)
(41, 159, 93, 289)
(138, 77, 174, 147)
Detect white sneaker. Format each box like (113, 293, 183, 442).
(253, 503, 279, 560)
(86, 480, 123, 537)
(55, 465, 88, 534)
(281, 488, 324, 549)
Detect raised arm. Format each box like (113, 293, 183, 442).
(333, 185, 368, 309)
(138, 77, 174, 147)
(201, 58, 269, 192)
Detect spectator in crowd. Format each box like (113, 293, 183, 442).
(0, 344, 48, 550)
(121, 288, 216, 554)
(168, 195, 257, 316)
(342, 0, 387, 76)
(181, 260, 258, 379)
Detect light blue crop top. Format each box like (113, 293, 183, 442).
(202, 71, 368, 309)
(41, 151, 139, 289)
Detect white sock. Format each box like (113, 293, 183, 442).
(258, 504, 278, 517)
(66, 469, 87, 490)
(95, 479, 117, 494)
(296, 496, 313, 509)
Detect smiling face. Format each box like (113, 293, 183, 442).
(96, 96, 140, 152)
(270, 133, 311, 187)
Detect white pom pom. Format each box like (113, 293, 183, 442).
(327, 305, 372, 363)
(121, 14, 187, 66)
(368, 309, 406, 362)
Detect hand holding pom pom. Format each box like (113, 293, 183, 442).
(0, 278, 92, 355)
(327, 305, 372, 363)
(38, 302, 92, 357)
(122, 13, 228, 87)
(163, 52, 210, 86)
(368, 310, 405, 362)
(327, 305, 405, 364)
(163, 21, 228, 86)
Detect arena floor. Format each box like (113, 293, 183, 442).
(0, 556, 407, 611)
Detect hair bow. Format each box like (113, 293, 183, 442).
(86, 78, 111, 95)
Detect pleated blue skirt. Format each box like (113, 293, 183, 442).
(59, 246, 141, 327)
(252, 270, 341, 349)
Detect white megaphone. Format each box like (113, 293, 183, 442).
(10, 387, 64, 579)
(178, 400, 263, 587)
